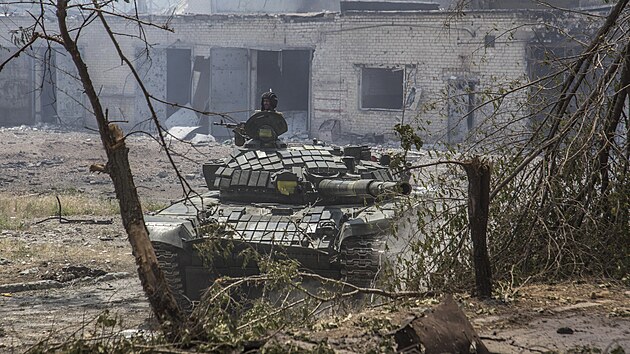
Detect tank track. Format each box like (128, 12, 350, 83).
(339, 236, 387, 288)
(153, 243, 193, 312)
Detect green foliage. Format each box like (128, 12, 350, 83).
(189, 258, 324, 351)
(394, 123, 423, 152)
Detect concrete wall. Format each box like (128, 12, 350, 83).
(478, 0, 609, 9)
(0, 49, 33, 126)
(0, 10, 540, 144)
(310, 12, 532, 141)
(188, 0, 340, 14)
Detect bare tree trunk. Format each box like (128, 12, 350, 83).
(463, 157, 492, 299)
(55, 0, 185, 334)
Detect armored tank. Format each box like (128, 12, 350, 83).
(146, 110, 413, 306)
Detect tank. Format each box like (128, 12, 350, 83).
(146, 110, 414, 307)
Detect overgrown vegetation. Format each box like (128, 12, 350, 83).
(393, 0, 630, 293)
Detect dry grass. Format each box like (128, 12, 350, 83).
(0, 191, 166, 230)
(0, 235, 136, 285)
(0, 191, 160, 284)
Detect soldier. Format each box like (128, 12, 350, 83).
(261, 91, 278, 111)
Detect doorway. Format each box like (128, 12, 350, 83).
(256, 50, 310, 134)
(166, 48, 192, 118)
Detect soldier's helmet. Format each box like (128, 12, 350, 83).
(261, 91, 278, 111)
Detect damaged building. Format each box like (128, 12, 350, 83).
(0, 0, 606, 144)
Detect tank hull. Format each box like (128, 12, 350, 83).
(147, 191, 405, 301)
(174, 239, 341, 300)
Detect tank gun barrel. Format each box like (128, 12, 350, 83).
(318, 179, 411, 198)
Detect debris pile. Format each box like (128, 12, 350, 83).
(164, 106, 217, 145)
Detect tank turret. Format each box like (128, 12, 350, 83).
(206, 110, 409, 205)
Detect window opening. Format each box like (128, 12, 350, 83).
(484, 35, 496, 48)
(360, 67, 403, 110)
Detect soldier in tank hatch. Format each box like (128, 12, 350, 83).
(234, 91, 281, 146)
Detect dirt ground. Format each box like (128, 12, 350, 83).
(0, 124, 232, 204)
(0, 124, 228, 351)
(0, 125, 629, 353)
